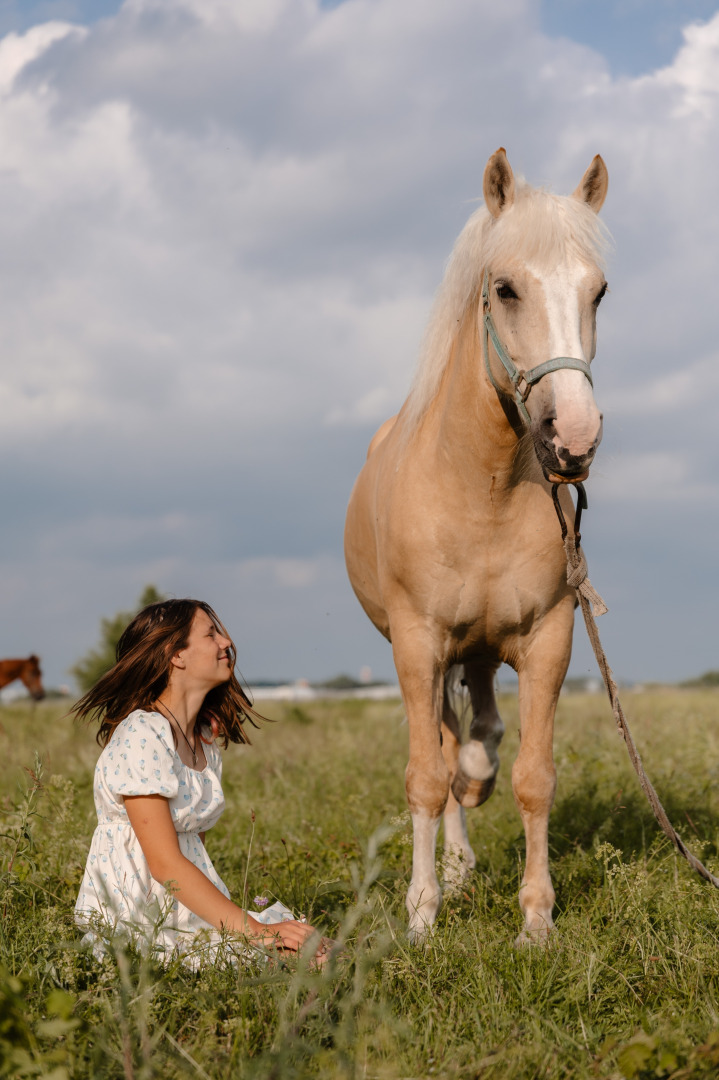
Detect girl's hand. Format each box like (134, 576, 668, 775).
(260, 919, 334, 966)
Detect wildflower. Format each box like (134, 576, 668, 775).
(253, 896, 268, 908)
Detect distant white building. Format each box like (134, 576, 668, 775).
(250, 680, 401, 703)
(251, 679, 317, 702)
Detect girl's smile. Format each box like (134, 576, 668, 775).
(175, 610, 233, 690)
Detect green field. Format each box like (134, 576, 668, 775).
(3, 689, 719, 1078)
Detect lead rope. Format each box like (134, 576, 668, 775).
(552, 482, 719, 889)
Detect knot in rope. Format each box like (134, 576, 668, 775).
(551, 483, 609, 617)
(563, 534, 608, 617)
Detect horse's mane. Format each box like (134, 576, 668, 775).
(403, 178, 612, 433)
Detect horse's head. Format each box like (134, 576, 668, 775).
(22, 654, 45, 701)
(482, 148, 609, 483)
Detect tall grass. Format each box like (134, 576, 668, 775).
(2, 690, 719, 1077)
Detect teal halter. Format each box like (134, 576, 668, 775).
(481, 269, 593, 425)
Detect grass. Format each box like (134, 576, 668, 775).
(3, 689, 719, 1077)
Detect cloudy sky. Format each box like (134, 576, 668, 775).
(1, 0, 718, 690)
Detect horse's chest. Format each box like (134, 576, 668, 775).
(423, 532, 566, 649)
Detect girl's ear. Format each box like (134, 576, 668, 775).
(170, 650, 186, 670)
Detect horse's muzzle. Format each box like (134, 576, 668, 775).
(533, 419, 601, 485)
(545, 468, 589, 484)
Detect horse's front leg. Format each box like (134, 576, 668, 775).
(392, 623, 449, 941)
(513, 600, 574, 944)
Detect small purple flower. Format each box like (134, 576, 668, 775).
(253, 895, 268, 908)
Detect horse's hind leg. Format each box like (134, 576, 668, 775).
(451, 662, 505, 809)
(440, 674, 476, 889)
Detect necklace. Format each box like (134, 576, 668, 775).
(157, 701, 198, 766)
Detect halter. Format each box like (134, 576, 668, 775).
(481, 269, 593, 425)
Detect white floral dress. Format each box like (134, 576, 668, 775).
(75, 709, 291, 966)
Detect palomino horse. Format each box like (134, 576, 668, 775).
(0, 655, 46, 701)
(345, 148, 609, 943)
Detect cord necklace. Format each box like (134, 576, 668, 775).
(156, 700, 198, 767)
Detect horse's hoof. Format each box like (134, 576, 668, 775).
(407, 922, 433, 946)
(514, 926, 553, 948)
(451, 769, 496, 808)
(406, 890, 441, 944)
(442, 850, 475, 892)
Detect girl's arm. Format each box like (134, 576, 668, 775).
(124, 794, 317, 954)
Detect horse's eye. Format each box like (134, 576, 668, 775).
(594, 282, 608, 306)
(495, 281, 518, 302)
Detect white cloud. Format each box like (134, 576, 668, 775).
(650, 13, 719, 118)
(592, 451, 719, 503)
(1, 0, 719, 684)
(0, 21, 82, 93)
(232, 556, 325, 590)
(601, 352, 719, 416)
(127, 0, 290, 33)
(325, 385, 395, 427)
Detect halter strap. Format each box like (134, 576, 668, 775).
(481, 269, 593, 425)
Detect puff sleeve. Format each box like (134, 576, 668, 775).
(101, 711, 180, 799)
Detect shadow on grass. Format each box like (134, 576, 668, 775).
(459, 769, 719, 912)
(550, 774, 719, 864)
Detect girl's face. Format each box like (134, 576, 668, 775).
(172, 609, 233, 691)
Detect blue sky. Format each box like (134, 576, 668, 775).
(1, 0, 719, 689)
(541, 0, 719, 74)
(0, 0, 120, 32)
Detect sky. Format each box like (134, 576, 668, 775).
(1, 0, 719, 690)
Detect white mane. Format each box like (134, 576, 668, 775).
(403, 179, 612, 432)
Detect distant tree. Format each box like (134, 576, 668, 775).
(314, 674, 363, 691)
(313, 674, 390, 690)
(71, 585, 166, 693)
(681, 670, 719, 689)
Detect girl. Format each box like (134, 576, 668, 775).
(73, 598, 329, 967)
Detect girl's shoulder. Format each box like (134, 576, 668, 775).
(110, 709, 173, 746)
(100, 710, 180, 796)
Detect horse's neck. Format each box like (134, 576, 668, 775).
(432, 305, 523, 488)
(0, 660, 22, 690)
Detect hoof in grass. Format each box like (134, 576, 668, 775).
(441, 850, 475, 894)
(407, 918, 436, 946)
(514, 926, 553, 948)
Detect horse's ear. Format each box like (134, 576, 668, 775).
(29, 654, 38, 663)
(483, 148, 515, 219)
(572, 155, 608, 213)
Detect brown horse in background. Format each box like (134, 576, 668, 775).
(345, 148, 609, 943)
(0, 655, 45, 701)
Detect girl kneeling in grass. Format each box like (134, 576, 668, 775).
(73, 598, 331, 967)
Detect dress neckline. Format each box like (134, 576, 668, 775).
(150, 710, 210, 774)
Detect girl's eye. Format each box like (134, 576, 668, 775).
(495, 282, 518, 302)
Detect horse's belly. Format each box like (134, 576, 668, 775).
(344, 456, 391, 638)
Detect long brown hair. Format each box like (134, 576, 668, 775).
(72, 599, 264, 747)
